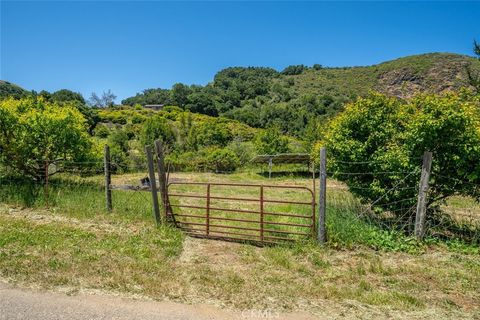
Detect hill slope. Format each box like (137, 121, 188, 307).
(122, 53, 480, 136)
(3, 53, 479, 137)
(288, 53, 478, 99)
(0, 80, 30, 100)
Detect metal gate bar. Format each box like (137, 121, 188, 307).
(167, 181, 315, 244)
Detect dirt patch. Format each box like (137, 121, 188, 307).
(179, 236, 258, 268)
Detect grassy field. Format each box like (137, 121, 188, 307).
(0, 170, 479, 318)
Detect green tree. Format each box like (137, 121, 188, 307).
(0, 98, 92, 179)
(51, 89, 85, 104)
(140, 115, 175, 149)
(325, 92, 480, 221)
(121, 88, 171, 106)
(108, 129, 130, 154)
(0, 81, 30, 100)
(255, 125, 290, 155)
(196, 121, 233, 147)
(89, 90, 116, 108)
(186, 91, 218, 116)
(474, 40, 480, 57)
(466, 40, 480, 93)
(281, 65, 308, 75)
(170, 83, 191, 108)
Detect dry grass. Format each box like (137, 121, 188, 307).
(0, 171, 479, 319)
(442, 196, 480, 225)
(0, 204, 479, 319)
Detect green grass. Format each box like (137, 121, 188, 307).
(0, 213, 184, 293)
(0, 173, 153, 224)
(1, 170, 478, 253)
(0, 171, 479, 317)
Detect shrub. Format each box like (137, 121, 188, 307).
(196, 121, 233, 147)
(207, 148, 240, 172)
(131, 113, 145, 124)
(325, 91, 480, 220)
(281, 65, 308, 75)
(255, 125, 290, 155)
(140, 115, 175, 149)
(0, 97, 92, 179)
(94, 124, 110, 138)
(227, 140, 256, 165)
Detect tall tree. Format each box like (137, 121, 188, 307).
(89, 90, 116, 108)
(466, 40, 480, 93)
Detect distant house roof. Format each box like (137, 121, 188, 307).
(251, 153, 311, 164)
(144, 104, 164, 109)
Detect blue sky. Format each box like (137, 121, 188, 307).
(1, 1, 479, 102)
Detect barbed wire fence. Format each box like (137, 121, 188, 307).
(1, 146, 479, 245)
(324, 151, 479, 245)
(0, 153, 153, 220)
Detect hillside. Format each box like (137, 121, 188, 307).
(0, 80, 29, 100)
(285, 53, 479, 99)
(121, 53, 480, 136)
(2, 53, 479, 138)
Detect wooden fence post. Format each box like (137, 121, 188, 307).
(414, 151, 433, 240)
(318, 147, 327, 244)
(104, 145, 112, 212)
(154, 140, 171, 222)
(145, 145, 161, 225)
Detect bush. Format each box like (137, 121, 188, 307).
(324, 91, 480, 220)
(227, 140, 256, 165)
(196, 120, 233, 147)
(255, 125, 290, 155)
(140, 115, 175, 149)
(94, 124, 110, 138)
(207, 148, 240, 172)
(281, 65, 308, 75)
(0, 97, 92, 179)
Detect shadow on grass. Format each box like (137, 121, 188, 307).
(256, 171, 314, 179)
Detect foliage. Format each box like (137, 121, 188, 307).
(0, 98, 92, 179)
(281, 64, 308, 75)
(121, 88, 171, 106)
(255, 125, 290, 155)
(195, 120, 234, 147)
(474, 40, 480, 58)
(140, 115, 176, 149)
(94, 124, 110, 138)
(466, 39, 480, 93)
(120, 53, 480, 138)
(89, 90, 117, 108)
(226, 139, 256, 165)
(206, 148, 240, 172)
(325, 92, 480, 220)
(0, 81, 30, 100)
(50, 89, 85, 104)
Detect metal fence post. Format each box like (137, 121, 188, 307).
(414, 151, 433, 240)
(318, 147, 327, 244)
(206, 184, 210, 235)
(104, 145, 112, 212)
(260, 185, 264, 244)
(145, 145, 161, 225)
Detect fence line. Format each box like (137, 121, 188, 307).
(1, 147, 478, 246)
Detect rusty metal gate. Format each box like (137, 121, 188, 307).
(167, 182, 316, 245)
